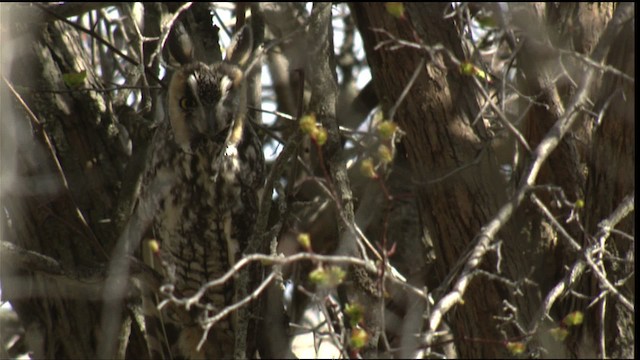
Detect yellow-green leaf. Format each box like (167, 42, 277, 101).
(299, 113, 317, 134)
(474, 67, 489, 81)
(309, 267, 327, 285)
(377, 120, 398, 139)
(460, 61, 491, 81)
(327, 266, 346, 287)
(377, 144, 393, 164)
(309, 266, 346, 288)
(506, 341, 525, 355)
(460, 61, 475, 76)
(62, 70, 87, 87)
(549, 327, 569, 341)
(147, 239, 160, 254)
(385, 2, 404, 19)
(350, 327, 369, 349)
(360, 158, 377, 179)
(313, 127, 328, 146)
(562, 311, 584, 327)
(297, 233, 311, 250)
(345, 303, 365, 327)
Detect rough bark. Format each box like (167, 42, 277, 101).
(582, 6, 635, 357)
(352, 3, 512, 358)
(1, 13, 138, 358)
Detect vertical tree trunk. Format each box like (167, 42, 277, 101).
(352, 3, 513, 357)
(582, 7, 634, 357)
(2, 16, 140, 358)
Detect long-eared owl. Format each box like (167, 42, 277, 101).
(136, 24, 264, 359)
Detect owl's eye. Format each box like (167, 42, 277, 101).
(179, 97, 196, 110)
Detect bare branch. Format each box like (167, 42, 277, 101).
(146, 2, 193, 68)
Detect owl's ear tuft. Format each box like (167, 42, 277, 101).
(225, 25, 253, 68)
(168, 21, 194, 66)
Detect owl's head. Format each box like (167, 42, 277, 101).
(166, 25, 253, 148)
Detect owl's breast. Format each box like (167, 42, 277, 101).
(147, 137, 241, 299)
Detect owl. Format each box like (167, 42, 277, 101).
(135, 25, 264, 359)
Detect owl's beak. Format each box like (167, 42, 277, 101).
(205, 107, 218, 134)
(191, 104, 215, 137)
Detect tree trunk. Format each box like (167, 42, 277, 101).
(1, 14, 139, 358)
(582, 6, 634, 357)
(352, 3, 513, 357)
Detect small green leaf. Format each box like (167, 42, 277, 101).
(62, 70, 87, 87)
(350, 327, 369, 349)
(309, 267, 327, 285)
(506, 341, 525, 355)
(474, 67, 489, 81)
(460, 61, 475, 76)
(297, 233, 311, 251)
(377, 144, 393, 164)
(377, 120, 398, 139)
(360, 158, 377, 179)
(147, 239, 160, 254)
(549, 327, 569, 341)
(460, 61, 491, 82)
(562, 311, 584, 327)
(313, 127, 328, 146)
(299, 113, 317, 134)
(327, 266, 346, 287)
(385, 3, 405, 19)
(309, 266, 345, 288)
(345, 303, 365, 327)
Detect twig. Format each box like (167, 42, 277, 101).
(530, 194, 634, 312)
(146, 2, 193, 68)
(472, 76, 532, 153)
(388, 57, 426, 121)
(197, 272, 276, 351)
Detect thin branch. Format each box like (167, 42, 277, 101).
(472, 75, 532, 153)
(388, 57, 426, 121)
(558, 47, 635, 84)
(197, 272, 277, 351)
(595, 192, 635, 243)
(36, 5, 133, 68)
(2, 76, 108, 260)
(34, 3, 164, 86)
(159, 252, 426, 311)
(146, 2, 193, 68)
(530, 194, 582, 251)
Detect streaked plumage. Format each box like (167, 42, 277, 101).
(136, 27, 263, 359)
